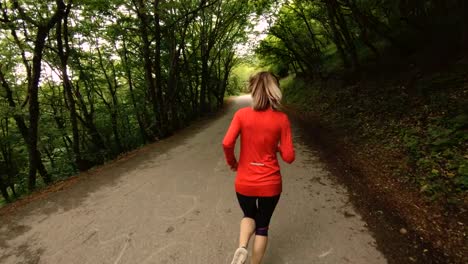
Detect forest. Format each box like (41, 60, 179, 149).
(0, 0, 267, 202)
(0, 0, 467, 262)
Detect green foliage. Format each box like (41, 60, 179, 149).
(406, 114, 468, 197)
(280, 76, 317, 111)
(232, 63, 257, 84)
(229, 59, 268, 94)
(226, 76, 242, 96)
(258, 0, 467, 76)
(0, 0, 256, 204)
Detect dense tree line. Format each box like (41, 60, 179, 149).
(0, 0, 261, 202)
(257, 0, 468, 77)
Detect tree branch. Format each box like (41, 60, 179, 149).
(11, 0, 39, 27)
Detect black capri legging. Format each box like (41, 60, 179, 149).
(236, 192, 281, 236)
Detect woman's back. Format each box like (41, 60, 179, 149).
(223, 106, 294, 196)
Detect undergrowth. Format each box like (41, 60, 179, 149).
(281, 62, 468, 207)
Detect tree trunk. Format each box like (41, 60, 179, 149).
(346, 0, 379, 59)
(43, 146, 56, 168)
(219, 51, 234, 107)
(167, 42, 180, 131)
(461, 0, 468, 55)
(0, 119, 17, 200)
(323, 1, 351, 69)
(199, 8, 210, 114)
(0, 176, 10, 202)
(200, 55, 209, 113)
(292, 3, 323, 73)
(135, 0, 161, 137)
(1, 69, 53, 189)
(330, 0, 359, 70)
(182, 49, 199, 117)
(121, 35, 150, 142)
(74, 64, 107, 154)
(13, 0, 66, 190)
(271, 27, 310, 73)
(96, 47, 122, 153)
(153, 0, 168, 137)
(56, 5, 84, 170)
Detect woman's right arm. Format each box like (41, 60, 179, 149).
(222, 112, 241, 169)
(278, 115, 295, 163)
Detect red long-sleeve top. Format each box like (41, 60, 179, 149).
(222, 107, 295, 197)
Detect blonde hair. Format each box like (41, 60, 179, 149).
(249, 71, 282, 111)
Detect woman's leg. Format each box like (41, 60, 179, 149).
(251, 236, 268, 264)
(239, 217, 255, 248)
(236, 193, 258, 248)
(251, 195, 280, 264)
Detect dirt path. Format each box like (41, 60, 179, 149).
(0, 95, 387, 264)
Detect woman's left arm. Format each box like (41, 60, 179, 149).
(278, 115, 295, 164)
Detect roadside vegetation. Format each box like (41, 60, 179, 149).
(281, 64, 467, 205)
(258, 0, 467, 208)
(0, 0, 271, 205)
(256, 0, 467, 262)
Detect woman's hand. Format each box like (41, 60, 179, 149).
(230, 162, 238, 172)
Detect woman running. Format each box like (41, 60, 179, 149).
(222, 71, 295, 264)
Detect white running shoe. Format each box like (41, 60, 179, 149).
(230, 247, 248, 264)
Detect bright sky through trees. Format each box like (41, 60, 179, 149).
(235, 14, 271, 56)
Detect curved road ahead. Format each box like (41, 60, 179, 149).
(0, 96, 386, 264)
